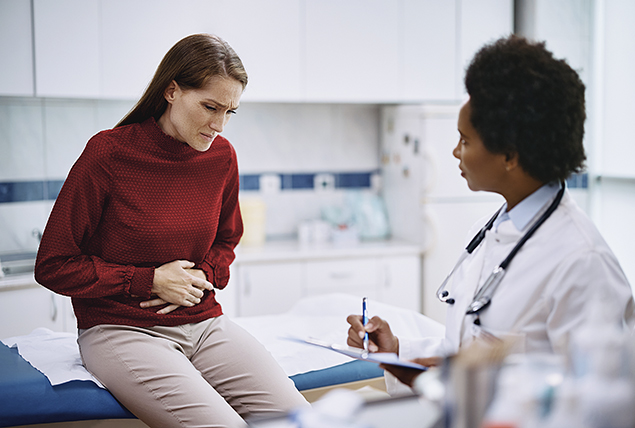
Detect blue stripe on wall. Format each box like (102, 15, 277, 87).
(336, 173, 372, 188)
(0, 172, 588, 203)
(566, 172, 588, 189)
(239, 171, 377, 192)
(0, 181, 44, 203)
(45, 180, 65, 200)
(0, 180, 65, 203)
(240, 174, 260, 191)
(0, 173, 376, 203)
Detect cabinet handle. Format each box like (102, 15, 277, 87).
(329, 272, 353, 280)
(244, 271, 251, 296)
(50, 293, 58, 322)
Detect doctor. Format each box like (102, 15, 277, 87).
(347, 35, 635, 389)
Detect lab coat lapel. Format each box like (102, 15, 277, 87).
(444, 234, 490, 353)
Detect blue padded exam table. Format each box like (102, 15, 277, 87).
(0, 342, 384, 427)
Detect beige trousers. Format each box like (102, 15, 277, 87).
(78, 316, 309, 428)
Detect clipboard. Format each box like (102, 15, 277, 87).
(284, 336, 427, 371)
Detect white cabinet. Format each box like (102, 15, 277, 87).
(32, 0, 101, 98)
(205, 0, 304, 102)
(457, 0, 515, 98)
(27, 0, 303, 101)
(0, 0, 34, 96)
(221, 242, 422, 317)
(304, 0, 465, 102)
(5, 0, 512, 102)
(305, 258, 378, 297)
(99, 0, 210, 100)
(306, 256, 421, 312)
(376, 255, 421, 310)
(0, 284, 76, 338)
(233, 262, 303, 317)
(401, 0, 457, 102)
(304, 0, 402, 102)
(303, 0, 512, 102)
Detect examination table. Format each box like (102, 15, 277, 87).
(0, 294, 445, 427)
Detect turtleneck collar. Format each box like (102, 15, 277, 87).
(141, 117, 203, 157)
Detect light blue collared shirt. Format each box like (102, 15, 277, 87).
(493, 182, 562, 232)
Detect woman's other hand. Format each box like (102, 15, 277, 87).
(140, 260, 213, 314)
(346, 314, 399, 354)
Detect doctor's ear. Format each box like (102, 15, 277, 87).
(503, 152, 519, 172)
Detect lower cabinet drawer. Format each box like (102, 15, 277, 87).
(305, 258, 378, 292)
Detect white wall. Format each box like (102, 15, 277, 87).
(591, 0, 635, 289)
(0, 98, 380, 253)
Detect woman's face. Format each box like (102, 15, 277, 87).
(159, 75, 243, 152)
(453, 100, 509, 193)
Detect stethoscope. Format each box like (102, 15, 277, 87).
(436, 182, 566, 316)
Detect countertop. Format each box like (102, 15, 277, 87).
(0, 239, 422, 291)
(0, 273, 38, 291)
(234, 238, 422, 263)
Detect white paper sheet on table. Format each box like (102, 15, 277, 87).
(1, 327, 104, 387)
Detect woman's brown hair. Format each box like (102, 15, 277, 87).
(116, 34, 248, 127)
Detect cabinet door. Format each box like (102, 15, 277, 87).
(99, 0, 208, 100)
(305, 258, 379, 300)
(402, 0, 457, 102)
(304, 0, 401, 102)
(214, 264, 239, 318)
(457, 0, 514, 96)
(205, 0, 303, 102)
(376, 255, 421, 312)
(99, 0, 303, 102)
(33, 0, 100, 98)
(0, 287, 64, 338)
(58, 293, 76, 333)
(0, 0, 34, 96)
(236, 262, 303, 317)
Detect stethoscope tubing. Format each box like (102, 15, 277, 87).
(437, 182, 566, 315)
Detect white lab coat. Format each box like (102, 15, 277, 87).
(388, 190, 634, 394)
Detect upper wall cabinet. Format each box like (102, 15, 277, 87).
(5, 0, 512, 102)
(304, 0, 402, 102)
(304, 0, 460, 103)
(33, 0, 101, 98)
(0, 0, 35, 96)
(204, 0, 304, 102)
(457, 0, 515, 97)
(99, 0, 212, 100)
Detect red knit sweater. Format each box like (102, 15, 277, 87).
(35, 118, 243, 329)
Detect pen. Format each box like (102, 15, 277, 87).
(362, 297, 369, 353)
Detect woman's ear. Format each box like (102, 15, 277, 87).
(164, 80, 179, 103)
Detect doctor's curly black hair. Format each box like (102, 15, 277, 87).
(464, 35, 586, 183)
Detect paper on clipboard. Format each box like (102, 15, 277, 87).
(284, 336, 427, 371)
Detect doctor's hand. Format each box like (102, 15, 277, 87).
(140, 260, 213, 314)
(346, 315, 400, 354)
(380, 357, 442, 387)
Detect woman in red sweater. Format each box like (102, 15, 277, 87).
(35, 34, 309, 427)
